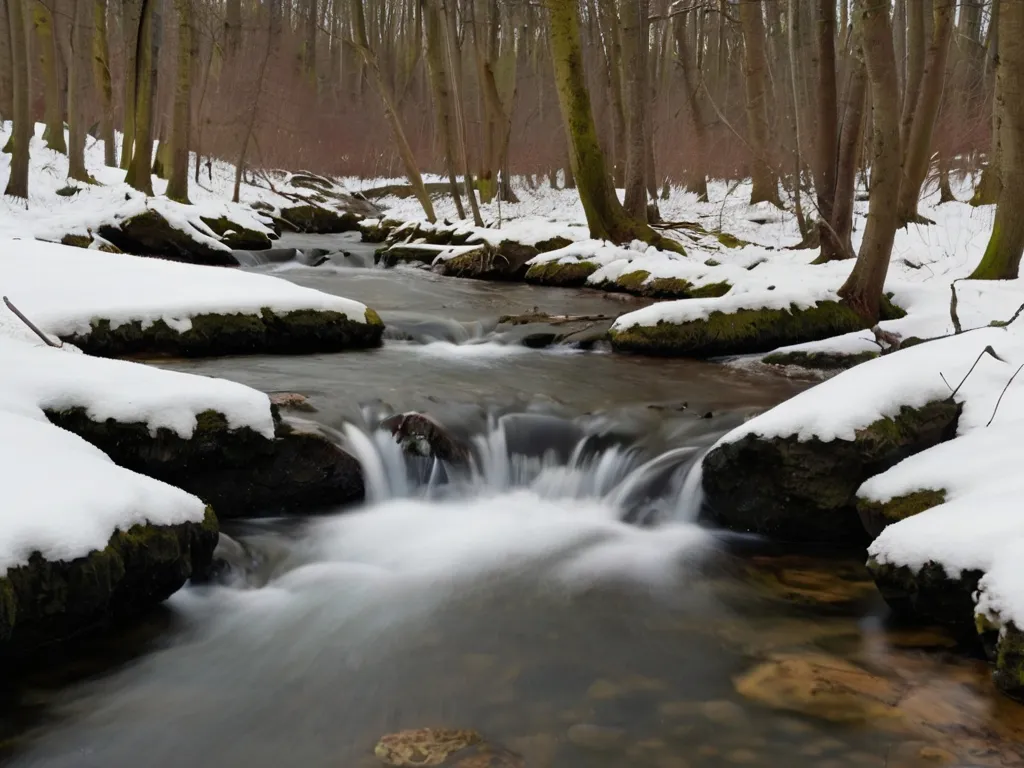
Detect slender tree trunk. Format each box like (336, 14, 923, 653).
(32, 0, 66, 153)
(543, 0, 677, 250)
(126, 0, 157, 194)
(839, 0, 902, 324)
(0, 0, 12, 121)
(893, 0, 906, 100)
(815, 0, 839, 255)
(303, 0, 317, 83)
(91, 0, 115, 166)
(897, 0, 954, 223)
(675, 10, 708, 200)
(165, 0, 191, 203)
(232, 15, 272, 204)
(351, 0, 435, 222)
(900, 0, 925, 151)
(973, 0, 1002, 206)
(969, 0, 1024, 279)
(67, 0, 91, 182)
(422, 0, 464, 218)
(225, 0, 240, 57)
(4, 0, 30, 198)
(620, 0, 647, 221)
(739, 0, 781, 206)
(120, 0, 140, 169)
(596, 0, 625, 186)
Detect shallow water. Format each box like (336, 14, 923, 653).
(3, 236, 1023, 768)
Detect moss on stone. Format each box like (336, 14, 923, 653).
(61, 307, 384, 358)
(535, 236, 573, 252)
(60, 234, 93, 249)
(867, 558, 982, 635)
(614, 270, 651, 292)
(365, 308, 383, 327)
(993, 623, 1024, 701)
(701, 400, 962, 544)
(279, 204, 361, 234)
(44, 407, 365, 519)
(524, 260, 598, 287)
(97, 209, 238, 266)
(682, 280, 733, 299)
(200, 215, 272, 251)
(716, 232, 748, 248)
(610, 300, 866, 358)
(856, 488, 947, 538)
(704, 259, 721, 267)
(437, 242, 539, 281)
(762, 349, 880, 370)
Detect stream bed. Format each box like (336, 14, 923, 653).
(2, 235, 1023, 768)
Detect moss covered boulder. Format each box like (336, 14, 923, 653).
(44, 409, 365, 518)
(61, 307, 384, 359)
(856, 489, 947, 538)
(0, 508, 217, 654)
(991, 623, 1024, 702)
(866, 558, 982, 634)
(279, 204, 361, 234)
(436, 240, 544, 281)
(200, 215, 273, 250)
(701, 400, 962, 543)
(524, 260, 598, 288)
(610, 300, 867, 358)
(763, 349, 880, 371)
(98, 210, 239, 266)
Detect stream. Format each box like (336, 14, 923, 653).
(3, 234, 1024, 767)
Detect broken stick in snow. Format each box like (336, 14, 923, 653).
(3, 296, 62, 348)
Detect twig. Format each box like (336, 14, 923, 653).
(3, 297, 62, 348)
(940, 345, 1005, 397)
(950, 279, 963, 334)
(990, 300, 1024, 328)
(986, 363, 1024, 427)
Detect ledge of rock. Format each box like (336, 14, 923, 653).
(610, 300, 867, 358)
(279, 204, 362, 234)
(60, 307, 385, 359)
(0, 508, 217, 655)
(97, 210, 251, 266)
(762, 349, 880, 371)
(867, 558, 982, 634)
(524, 260, 598, 288)
(605, 270, 732, 300)
(856, 488, 947, 539)
(44, 409, 365, 518)
(701, 400, 962, 543)
(200, 215, 274, 250)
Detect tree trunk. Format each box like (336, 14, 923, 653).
(969, 0, 1024, 279)
(544, 0, 677, 250)
(838, 0, 902, 324)
(596, 0, 625, 186)
(351, 0, 435, 222)
(739, 0, 781, 206)
(815, 0, 839, 254)
(67, 0, 91, 182)
(120, 0, 140, 169)
(972, 0, 1002, 206)
(126, 0, 158, 195)
(897, 0, 954, 223)
(818, 37, 868, 262)
(91, 0, 115, 166)
(900, 0, 925, 151)
(32, 0, 67, 153)
(232, 13, 273, 204)
(0, 0, 12, 121)
(620, 0, 647, 221)
(4, 0, 29, 198)
(675, 10, 708, 200)
(303, 0, 317, 83)
(893, 0, 906, 100)
(422, 0, 464, 218)
(165, 0, 191, 203)
(225, 0, 240, 57)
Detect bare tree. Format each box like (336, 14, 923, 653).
(739, 0, 781, 206)
(4, 0, 29, 198)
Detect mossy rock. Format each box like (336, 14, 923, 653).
(867, 558, 982, 634)
(701, 400, 962, 544)
(279, 204, 361, 234)
(360, 220, 393, 243)
(59, 233, 93, 249)
(716, 232, 749, 249)
(97, 209, 238, 266)
(436, 241, 540, 281)
(535, 236, 573, 253)
(993, 623, 1024, 702)
(0, 508, 217, 654)
(856, 488, 947, 538)
(610, 300, 867, 358)
(646, 278, 731, 300)
(61, 307, 384, 358)
(45, 408, 365, 518)
(613, 270, 651, 293)
(200, 215, 272, 251)
(524, 260, 598, 287)
(376, 245, 444, 268)
(762, 349, 880, 371)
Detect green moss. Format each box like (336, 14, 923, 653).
(0, 579, 15, 642)
(857, 488, 947, 538)
(62, 307, 385, 358)
(364, 308, 383, 327)
(60, 234, 93, 249)
(686, 281, 733, 299)
(524, 260, 598, 287)
(994, 623, 1024, 701)
(716, 232, 748, 248)
(535, 236, 574, 252)
(762, 349, 880, 370)
(615, 270, 651, 292)
(704, 259, 721, 267)
(610, 300, 866, 358)
(879, 296, 908, 320)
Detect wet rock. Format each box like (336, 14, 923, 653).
(609, 300, 869, 358)
(97, 209, 241, 266)
(58, 233, 123, 253)
(701, 400, 961, 543)
(524, 260, 598, 288)
(374, 728, 481, 766)
(44, 408, 365, 518)
(60, 307, 385, 359)
(856, 489, 946, 538)
(866, 559, 982, 633)
(992, 622, 1024, 702)
(377, 244, 455, 268)
(268, 392, 316, 413)
(0, 507, 217, 653)
(380, 412, 471, 466)
(566, 723, 626, 751)
(435, 237, 570, 282)
(199, 215, 273, 250)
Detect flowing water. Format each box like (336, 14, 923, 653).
(3, 234, 1024, 768)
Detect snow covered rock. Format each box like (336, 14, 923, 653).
(976, 540, 1024, 701)
(0, 239, 385, 358)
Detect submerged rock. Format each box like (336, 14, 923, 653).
(380, 412, 471, 466)
(0, 507, 217, 654)
(610, 301, 868, 358)
(44, 408, 365, 518)
(374, 728, 506, 767)
(701, 400, 961, 543)
(867, 559, 982, 633)
(61, 307, 385, 359)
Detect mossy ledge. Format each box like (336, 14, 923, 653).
(993, 623, 1024, 702)
(856, 488, 947, 538)
(0, 508, 218, 656)
(60, 307, 385, 359)
(762, 349, 880, 371)
(866, 558, 982, 636)
(606, 270, 732, 300)
(524, 260, 598, 288)
(97, 210, 240, 266)
(609, 300, 867, 358)
(44, 408, 365, 518)
(700, 400, 962, 544)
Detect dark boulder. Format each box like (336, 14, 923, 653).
(380, 412, 471, 466)
(98, 210, 239, 266)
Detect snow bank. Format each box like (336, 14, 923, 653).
(0, 408, 205, 575)
(0, 238, 370, 337)
(977, 539, 1024, 629)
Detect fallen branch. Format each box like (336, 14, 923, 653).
(940, 345, 1005, 398)
(986, 363, 1024, 427)
(3, 296, 62, 348)
(950, 279, 963, 334)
